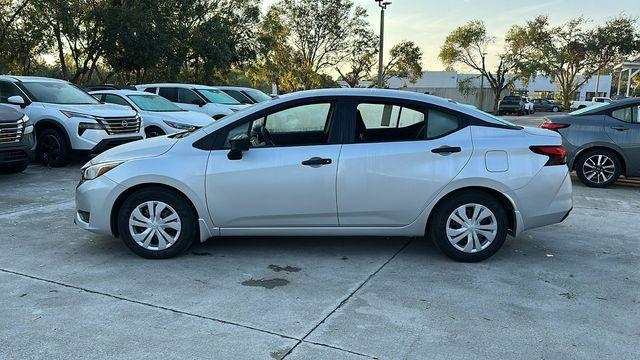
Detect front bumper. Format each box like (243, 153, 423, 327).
(90, 136, 143, 154)
(75, 175, 125, 236)
(0, 132, 35, 165)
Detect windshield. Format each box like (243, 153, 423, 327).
(244, 89, 271, 102)
(21, 81, 99, 104)
(197, 89, 241, 105)
(127, 94, 184, 112)
(569, 102, 608, 115)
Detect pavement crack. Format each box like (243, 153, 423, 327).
(280, 238, 413, 359)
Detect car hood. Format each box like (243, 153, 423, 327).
(89, 135, 178, 165)
(159, 111, 214, 127)
(47, 103, 138, 117)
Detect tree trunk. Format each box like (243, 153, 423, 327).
(53, 23, 69, 81)
(492, 86, 502, 113)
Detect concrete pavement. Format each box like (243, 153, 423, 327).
(1, 152, 639, 359)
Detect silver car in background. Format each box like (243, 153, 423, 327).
(75, 89, 572, 262)
(541, 98, 640, 187)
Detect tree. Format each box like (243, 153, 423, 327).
(379, 40, 423, 87)
(335, 6, 378, 88)
(506, 15, 639, 107)
(279, 0, 369, 75)
(439, 20, 517, 111)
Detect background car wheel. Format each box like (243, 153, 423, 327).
(37, 128, 70, 167)
(117, 187, 198, 259)
(0, 162, 29, 174)
(429, 191, 508, 262)
(145, 126, 166, 138)
(552, 106, 559, 112)
(576, 149, 621, 188)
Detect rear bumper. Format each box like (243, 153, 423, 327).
(511, 166, 573, 232)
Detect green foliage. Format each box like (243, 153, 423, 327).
(506, 15, 640, 107)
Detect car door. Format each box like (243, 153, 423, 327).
(604, 104, 640, 176)
(337, 99, 473, 226)
(205, 100, 342, 228)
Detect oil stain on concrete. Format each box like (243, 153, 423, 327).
(241, 278, 289, 289)
(268, 264, 301, 273)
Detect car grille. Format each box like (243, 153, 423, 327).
(0, 117, 25, 144)
(97, 116, 140, 135)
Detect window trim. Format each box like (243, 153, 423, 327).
(344, 97, 467, 144)
(207, 97, 342, 151)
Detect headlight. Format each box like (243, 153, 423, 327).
(61, 110, 98, 120)
(81, 161, 123, 181)
(163, 120, 195, 131)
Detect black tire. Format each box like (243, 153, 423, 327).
(37, 128, 71, 167)
(145, 126, 166, 138)
(429, 191, 508, 262)
(552, 106, 559, 112)
(0, 162, 29, 174)
(575, 149, 621, 188)
(117, 187, 198, 259)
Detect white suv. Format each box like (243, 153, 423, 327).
(0, 76, 142, 167)
(135, 83, 248, 120)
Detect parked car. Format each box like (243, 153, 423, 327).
(522, 97, 535, 115)
(135, 83, 248, 120)
(497, 95, 525, 115)
(532, 99, 564, 112)
(90, 90, 214, 138)
(216, 86, 273, 104)
(83, 84, 137, 92)
(570, 96, 611, 111)
(75, 89, 572, 262)
(0, 105, 35, 173)
(0, 76, 142, 167)
(541, 97, 640, 187)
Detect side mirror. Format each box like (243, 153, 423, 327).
(227, 133, 250, 160)
(192, 99, 206, 107)
(7, 95, 27, 108)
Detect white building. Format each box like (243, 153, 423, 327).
(387, 71, 612, 110)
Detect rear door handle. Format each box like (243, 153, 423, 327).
(431, 146, 462, 154)
(302, 157, 332, 166)
(610, 126, 629, 131)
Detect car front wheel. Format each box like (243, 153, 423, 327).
(117, 187, 198, 259)
(576, 149, 621, 188)
(429, 191, 508, 262)
(37, 128, 71, 167)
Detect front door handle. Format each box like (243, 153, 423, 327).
(431, 146, 462, 154)
(302, 157, 332, 166)
(610, 126, 629, 131)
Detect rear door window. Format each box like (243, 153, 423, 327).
(158, 87, 179, 102)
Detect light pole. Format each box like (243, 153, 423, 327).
(478, 52, 487, 110)
(376, 1, 391, 88)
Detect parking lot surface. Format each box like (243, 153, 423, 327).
(1, 113, 639, 359)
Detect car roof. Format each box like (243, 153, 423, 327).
(136, 83, 220, 90)
(575, 97, 640, 115)
(90, 89, 154, 97)
(0, 75, 68, 83)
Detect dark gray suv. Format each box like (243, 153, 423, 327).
(0, 105, 34, 173)
(541, 98, 639, 187)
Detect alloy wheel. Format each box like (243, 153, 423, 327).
(41, 134, 61, 163)
(582, 155, 615, 184)
(128, 201, 182, 251)
(446, 203, 498, 253)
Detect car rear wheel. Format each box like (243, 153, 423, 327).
(576, 149, 621, 188)
(37, 128, 70, 167)
(117, 187, 198, 259)
(552, 106, 559, 112)
(429, 191, 508, 262)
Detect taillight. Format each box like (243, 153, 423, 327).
(530, 145, 567, 166)
(540, 122, 570, 131)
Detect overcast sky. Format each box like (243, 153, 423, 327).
(261, 0, 638, 72)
